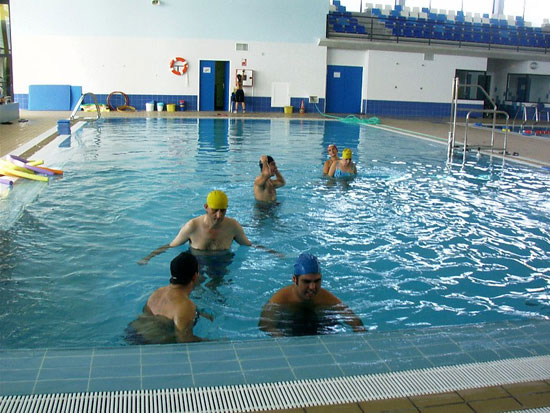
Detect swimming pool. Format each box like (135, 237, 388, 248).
(0, 117, 549, 349)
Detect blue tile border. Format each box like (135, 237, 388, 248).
(13, 93, 326, 114)
(365, 99, 483, 118)
(0, 319, 549, 396)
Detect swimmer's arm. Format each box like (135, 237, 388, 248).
(233, 221, 253, 246)
(335, 303, 366, 332)
(252, 243, 285, 258)
(272, 163, 285, 188)
(233, 220, 284, 257)
(138, 244, 171, 265)
(323, 159, 332, 175)
(254, 172, 271, 188)
(320, 291, 366, 333)
(137, 222, 193, 265)
(254, 157, 272, 187)
(258, 301, 285, 337)
(352, 163, 357, 174)
(328, 161, 337, 177)
(174, 302, 204, 343)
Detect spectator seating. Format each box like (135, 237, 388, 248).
(328, 0, 550, 49)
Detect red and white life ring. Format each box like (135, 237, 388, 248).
(170, 57, 188, 76)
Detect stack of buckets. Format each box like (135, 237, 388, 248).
(145, 101, 185, 112)
(57, 119, 71, 135)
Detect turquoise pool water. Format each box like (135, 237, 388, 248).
(0, 118, 549, 349)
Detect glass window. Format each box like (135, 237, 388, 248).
(507, 74, 550, 103)
(455, 69, 489, 100)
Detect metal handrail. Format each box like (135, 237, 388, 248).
(70, 92, 101, 121)
(463, 109, 510, 166)
(448, 78, 498, 164)
(447, 77, 510, 166)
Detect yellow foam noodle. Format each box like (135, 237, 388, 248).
(0, 159, 32, 173)
(0, 166, 49, 182)
(27, 160, 44, 166)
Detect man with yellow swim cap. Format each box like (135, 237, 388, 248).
(139, 190, 253, 264)
(254, 155, 286, 202)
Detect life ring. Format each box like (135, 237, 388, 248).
(170, 57, 188, 76)
(107, 91, 129, 111)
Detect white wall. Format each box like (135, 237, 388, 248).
(366, 51, 487, 103)
(12, 35, 327, 97)
(10, 0, 329, 98)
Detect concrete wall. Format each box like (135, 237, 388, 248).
(366, 51, 487, 103)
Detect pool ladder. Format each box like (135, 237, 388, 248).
(70, 92, 101, 121)
(447, 77, 509, 167)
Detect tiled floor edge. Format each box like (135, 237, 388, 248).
(1, 355, 549, 413)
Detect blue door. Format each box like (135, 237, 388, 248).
(200, 60, 230, 111)
(200, 60, 216, 111)
(326, 65, 363, 114)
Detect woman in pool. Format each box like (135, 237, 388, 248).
(328, 148, 357, 178)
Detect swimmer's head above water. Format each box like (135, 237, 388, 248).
(259, 155, 274, 171)
(170, 252, 199, 285)
(293, 253, 322, 300)
(342, 148, 352, 159)
(206, 190, 228, 210)
(293, 253, 321, 277)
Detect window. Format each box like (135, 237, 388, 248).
(455, 69, 490, 100)
(506, 74, 550, 103)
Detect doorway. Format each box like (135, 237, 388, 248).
(325, 65, 363, 114)
(199, 60, 230, 111)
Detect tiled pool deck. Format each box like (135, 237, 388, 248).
(1, 319, 549, 397)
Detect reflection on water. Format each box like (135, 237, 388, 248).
(191, 247, 235, 292)
(0, 118, 549, 348)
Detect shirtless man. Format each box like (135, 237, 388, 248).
(254, 155, 285, 202)
(258, 253, 366, 337)
(323, 144, 339, 175)
(130, 252, 212, 343)
(139, 190, 252, 265)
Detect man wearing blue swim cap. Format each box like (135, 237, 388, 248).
(259, 253, 365, 336)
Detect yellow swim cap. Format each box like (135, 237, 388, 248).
(342, 148, 352, 159)
(206, 190, 228, 209)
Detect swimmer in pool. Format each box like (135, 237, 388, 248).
(323, 144, 339, 175)
(328, 148, 357, 178)
(139, 190, 278, 265)
(129, 252, 212, 343)
(258, 253, 366, 337)
(254, 155, 286, 202)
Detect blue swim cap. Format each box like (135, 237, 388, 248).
(293, 253, 321, 276)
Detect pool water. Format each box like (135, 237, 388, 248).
(0, 118, 549, 349)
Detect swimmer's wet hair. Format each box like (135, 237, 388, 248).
(170, 252, 198, 285)
(259, 155, 274, 171)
